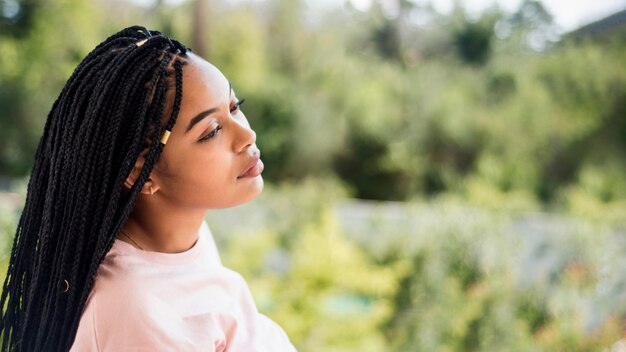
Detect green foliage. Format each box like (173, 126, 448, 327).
(0, 0, 37, 37)
(0, 188, 21, 305)
(0, 206, 18, 264)
(206, 181, 625, 351)
(378, 201, 623, 351)
(0, 0, 104, 175)
(454, 22, 493, 65)
(209, 178, 402, 351)
(1, 2, 625, 350)
(1, 0, 625, 216)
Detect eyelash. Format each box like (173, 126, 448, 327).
(231, 98, 245, 113)
(199, 125, 222, 143)
(198, 98, 246, 143)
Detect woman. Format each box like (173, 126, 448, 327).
(0, 26, 296, 351)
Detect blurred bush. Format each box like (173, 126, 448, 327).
(0, 180, 626, 352)
(205, 179, 626, 351)
(0, 176, 623, 351)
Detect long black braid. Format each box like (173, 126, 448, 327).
(0, 25, 190, 351)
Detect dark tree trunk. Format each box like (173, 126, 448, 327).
(193, 0, 210, 58)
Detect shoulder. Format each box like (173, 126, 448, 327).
(70, 288, 98, 351)
(70, 270, 155, 351)
(72, 274, 225, 351)
(70, 243, 150, 351)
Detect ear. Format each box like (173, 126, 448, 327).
(123, 154, 161, 195)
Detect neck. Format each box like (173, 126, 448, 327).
(118, 193, 206, 253)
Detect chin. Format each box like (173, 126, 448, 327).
(242, 176, 264, 202)
(219, 176, 264, 209)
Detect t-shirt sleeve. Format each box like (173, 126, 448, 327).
(255, 313, 298, 352)
(70, 291, 99, 352)
(216, 270, 298, 352)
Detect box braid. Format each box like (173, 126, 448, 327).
(0, 25, 189, 351)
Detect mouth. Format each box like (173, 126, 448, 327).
(237, 155, 264, 179)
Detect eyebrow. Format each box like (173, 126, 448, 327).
(185, 81, 234, 134)
(186, 107, 219, 133)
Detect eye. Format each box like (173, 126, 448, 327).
(199, 125, 222, 143)
(230, 98, 246, 113)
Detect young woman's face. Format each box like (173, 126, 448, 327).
(150, 52, 264, 209)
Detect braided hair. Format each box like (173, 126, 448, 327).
(0, 25, 190, 351)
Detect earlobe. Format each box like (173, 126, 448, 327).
(123, 163, 160, 195)
(147, 183, 161, 195)
(123, 176, 160, 195)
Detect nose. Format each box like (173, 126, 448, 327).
(232, 116, 256, 153)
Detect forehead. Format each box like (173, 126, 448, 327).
(182, 53, 230, 109)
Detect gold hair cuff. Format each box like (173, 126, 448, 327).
(136, 38, 148, 47)
(160, 130, 171, 144)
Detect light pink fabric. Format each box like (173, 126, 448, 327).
(70, 221, 297, 351)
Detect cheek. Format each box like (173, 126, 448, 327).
(156, 142, 242, 207)
(189, 156, 229, 185)
(180, 149, 234, 192)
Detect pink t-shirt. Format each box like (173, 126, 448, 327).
(70, 221, 297, 351)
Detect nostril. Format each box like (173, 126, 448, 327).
(233, 121, 257, 153)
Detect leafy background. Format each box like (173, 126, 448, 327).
(1, 0, 625, 350)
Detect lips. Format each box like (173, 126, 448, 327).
(238, 153, 264, 178)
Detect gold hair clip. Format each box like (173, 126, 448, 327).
(160, 130, 171, 144)
(136, 38, 148, 47)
